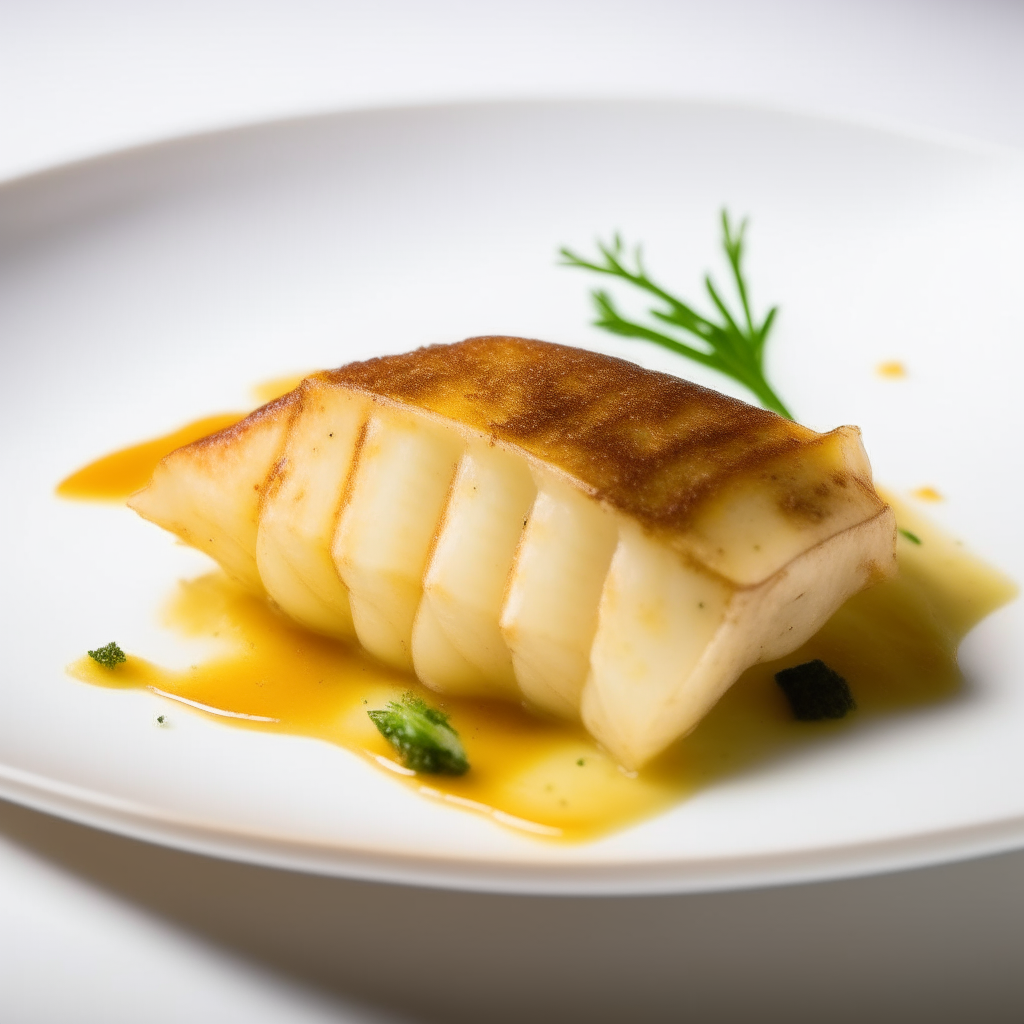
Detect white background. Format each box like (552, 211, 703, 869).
(2, 2, 1024, 1021)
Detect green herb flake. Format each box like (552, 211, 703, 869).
(775, 660, 856, 721)
(87, 642, 127, 669)
(899, 528, 922, 545)
(560, 210, 792, 418)
(368, 693, 469, 775)
(576, 758, 585, 767)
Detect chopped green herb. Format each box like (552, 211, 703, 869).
(775, 660, 856, 721)
(560, 210, 792, 418)
(899, 528, 922, 545)
(368, 693, 469, 775)
(576, 758, 585, 766)
(88, 642, 126, 669)
(156, 715, 167, 725)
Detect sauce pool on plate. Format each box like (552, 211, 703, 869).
(61, 409, 1017, 841)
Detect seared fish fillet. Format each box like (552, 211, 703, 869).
(130, 337, 896, 768)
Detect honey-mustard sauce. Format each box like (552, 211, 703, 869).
(55, 374, 305, 502)
(60, 393, 1018, 841)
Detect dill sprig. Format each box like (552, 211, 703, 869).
(559, 210, 792, 419)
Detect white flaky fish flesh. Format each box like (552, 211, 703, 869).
(129, 337, 896, 768)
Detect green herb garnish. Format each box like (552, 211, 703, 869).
(775, 660, 856, 721)
(898, 528, 922, 545)
(560, 210, 792, 418)
(368, 693, 469, 775)
(87, 642, 127, 669)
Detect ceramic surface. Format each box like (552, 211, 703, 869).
(1, 101, 1022, 893)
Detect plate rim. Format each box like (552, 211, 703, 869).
(2, 94, 1022, 200)
(4, 758, 1024, 895)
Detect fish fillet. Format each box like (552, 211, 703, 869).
(129, 337, 896, 768)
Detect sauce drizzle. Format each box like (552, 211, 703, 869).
(64, 426, 1016, 839)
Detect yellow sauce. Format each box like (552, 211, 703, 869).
(63, 419, 1017, 839)
(56, 413, 246, 502)
(912, 486, 944, 502)
(877, 360, 908, 378)
(55, 372, 308, 503)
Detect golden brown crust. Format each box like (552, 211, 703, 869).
(178, 389, 300, 462)
(172, 337, 882, 544)
(318, 337, 837, 532)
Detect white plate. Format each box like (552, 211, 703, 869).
(1, 101, 1022, 894)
